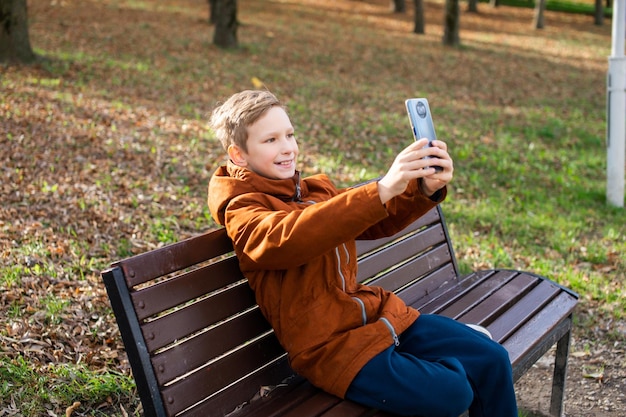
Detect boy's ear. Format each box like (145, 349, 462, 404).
(228, 145, 248, 167)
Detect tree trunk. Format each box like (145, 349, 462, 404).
(412, 0, 424, 34)
(490, 0, 499, 7)
(443, 0, 460, 46)
(392, 0, 406, 13)
(533, 0, 546, 29)
(213, 0, 238, 48)
(0, 0, 36, 63)
(208, 0, 217, 25)
(594, 0, 604, 25)
(467, 0, 478, 13)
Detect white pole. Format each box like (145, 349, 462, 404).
(611, 0, 625, 56)
(607, 0, 626, 207)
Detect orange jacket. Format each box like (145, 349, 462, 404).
(208, 162, 445, 398)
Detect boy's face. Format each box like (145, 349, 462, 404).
(229, 106, 299, 180)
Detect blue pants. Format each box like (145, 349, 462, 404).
(345, 314, 518, 417)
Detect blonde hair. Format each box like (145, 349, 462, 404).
(210, 90, 283, 152)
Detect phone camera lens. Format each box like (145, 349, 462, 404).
(416, 102, 427, 118)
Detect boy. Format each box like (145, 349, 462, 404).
(207, 90, 518, 417)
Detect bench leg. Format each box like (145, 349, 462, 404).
(549, 326, 572, 417)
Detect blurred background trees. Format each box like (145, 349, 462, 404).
(0, 0, 36, 63)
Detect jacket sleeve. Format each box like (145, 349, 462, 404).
(224, 181, 390, 270)
(356, 179, 446, 240)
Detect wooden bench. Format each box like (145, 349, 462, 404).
(101, 205, 578, 417)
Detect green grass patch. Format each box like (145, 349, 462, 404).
(0, 356, 137, 416)
(499, 0, 612, 15)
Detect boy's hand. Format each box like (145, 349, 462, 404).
(377, 138, 453, 205)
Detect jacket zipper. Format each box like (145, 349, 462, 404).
(335, 244, 349, 292)
(352, 297, 367, 325)
(338, 244, 393, 344)
(379, 317, 400, 347)
(350, 300, 400, 347)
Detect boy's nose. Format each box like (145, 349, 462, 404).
(282, 139, 298, 153)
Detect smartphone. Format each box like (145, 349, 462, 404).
(405, 98, 443, 172)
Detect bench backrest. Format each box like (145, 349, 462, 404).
(101, 206, 459, 417)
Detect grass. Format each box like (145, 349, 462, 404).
(501, 0, 613, 15)
(0, 0, 624, 415)
(0, 357, 137, 416)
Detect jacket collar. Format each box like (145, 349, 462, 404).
(208, 161, 304, 225)
(224, 161, 302, 201)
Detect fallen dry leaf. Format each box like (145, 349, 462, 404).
(65, 401, 81, 417)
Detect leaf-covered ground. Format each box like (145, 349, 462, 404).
(1, 0, 624, 416)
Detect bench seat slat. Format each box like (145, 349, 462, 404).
(318, 399, 376, 417)
(487, 279, 561, 342)
(438, 271, 535, 320)
(501, 291, 578, 368)
(179, 358, 299, 417)
(220, 379, 379, 417)
(395, 263, 457, 307)
(456, 273, 538, 326)
(277, 391, 342, 417)
(509, 317, 574, 383)
(237, 379, 328, 417)
(415, 270, 496, 314)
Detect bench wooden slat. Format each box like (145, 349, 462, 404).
(161, 332, 286, 416)
(438, 271, 533, 320)
(355, 208, 441, 256)
(151, 307, 271, 385)
(487, 279, 562, 342)
(235, 380, 393, 417)
(277, 390, 343, 417)
(510, 317, 574, 385)
(141, 280, 256, 352)
(357, 223, 446, 282)
(238, 380, 325, 417)
(502, 291, 578, 369)
(318, 400, 374, 417)
(367, 243, 452, 294)
(179, 358, 299, 417)
(132, 255, 243, 321)
(118, 228, 232, 287)
(395, 263, 457, 307)
(457, 273, 539, 326)
(415, 270, 497, 314)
